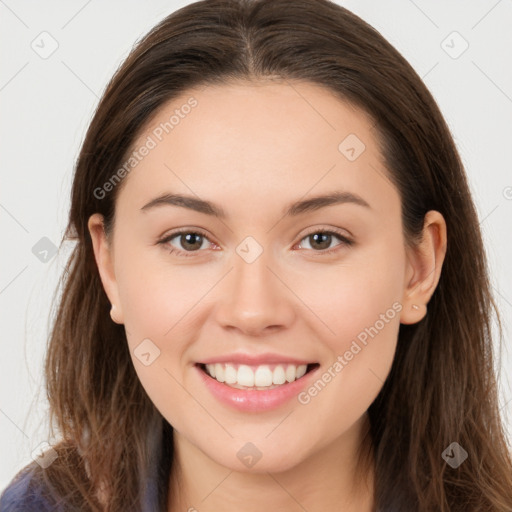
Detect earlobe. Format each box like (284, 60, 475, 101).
(109, 304, 123, 324)
(400, 210, 447, 325)
(87, 213, 125, 324)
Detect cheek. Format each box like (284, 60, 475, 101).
(114, 244, 203, 336)
(298, 239, 405, 398)
(115, 251, 198, 428)
(302, 241, 405, 345)
(293, 283, 401, 443)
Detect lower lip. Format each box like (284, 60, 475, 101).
(195, 364, 319, 412)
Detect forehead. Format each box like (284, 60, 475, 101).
(116, 80, 398, 219)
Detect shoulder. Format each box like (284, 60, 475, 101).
(0, 466, 55, 512)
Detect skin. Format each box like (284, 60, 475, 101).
(88, 80, 447, 512)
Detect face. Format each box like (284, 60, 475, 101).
(89, 80, 439, 473)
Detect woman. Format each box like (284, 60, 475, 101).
(2, 0, 511, 510)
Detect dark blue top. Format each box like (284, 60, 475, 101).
(0, 466, 159, 511)
(0, 467, 56, 511)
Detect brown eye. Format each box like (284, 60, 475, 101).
(176, 232, 204, 251)
(298, 230, 354, 255)
(158, 229, 212, 257)
(307, 232, 333, 250)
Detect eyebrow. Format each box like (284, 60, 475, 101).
(140, 190, 371, 218)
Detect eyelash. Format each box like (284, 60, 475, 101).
(157, 227, 354, 258)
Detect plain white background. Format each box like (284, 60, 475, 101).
(1, 0, 511, 492)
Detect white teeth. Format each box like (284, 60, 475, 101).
(214, 363, 224, 382)
(273, 365, 286, 384)
(237, 365, 254, 387)
(206, 364, 216, 378)
(224, 364, 237, 384)
(203, 363, 310, 388)
(285, 365, 296, 382)
(254, 365, 273, 387)
(296, 365, 307, 379)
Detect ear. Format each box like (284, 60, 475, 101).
(88, 213, 124, 324)
(400, 210, 447, 325)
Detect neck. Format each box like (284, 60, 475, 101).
(167, 413, 375, 512)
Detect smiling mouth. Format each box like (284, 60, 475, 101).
(197, 362, 320, 390)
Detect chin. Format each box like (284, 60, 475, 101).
(209, 446, 306, 474)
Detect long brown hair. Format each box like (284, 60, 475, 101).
(12, 0, 512, 510)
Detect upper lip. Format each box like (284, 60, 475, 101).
(197, 353, 316, 366)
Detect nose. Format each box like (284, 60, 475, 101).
(214, 250, 296, 337)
